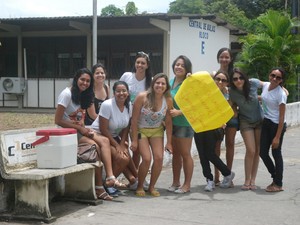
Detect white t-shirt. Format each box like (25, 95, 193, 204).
(120, 72, 145, 102)
(261, 82, 287, 124)
(91, 98, 132, 137)
(57, 87, 85, 123)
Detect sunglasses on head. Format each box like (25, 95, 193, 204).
(137, 51, 150, 60)
(232, 76, 245, 82)
(270, 73, 282, 81)
(215, 77, 228, 83)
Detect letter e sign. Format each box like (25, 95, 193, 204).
(201, 41, 205, 54)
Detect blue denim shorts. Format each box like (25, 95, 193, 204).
(172, 125, 194, 138)
(227, 117, 239, 129)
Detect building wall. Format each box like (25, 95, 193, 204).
(169, 17, 230, 77)
(0, 17, 233, 108)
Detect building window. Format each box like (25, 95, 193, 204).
(23, 37, 86, 78)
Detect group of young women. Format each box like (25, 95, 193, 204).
(55, 48, 287, 202)
(209, 48, 287, 193)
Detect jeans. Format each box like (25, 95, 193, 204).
(260, 118, 286, 187)
(194, 129, 231, 181)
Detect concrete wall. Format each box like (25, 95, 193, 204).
(163, 101, 300, 166)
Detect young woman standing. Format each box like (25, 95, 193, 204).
(260, 68, 287, 192)
(194, 71, 235, 192)
(229, 68, 264, 190)
(130, 73, 173, 197)
(120, 52, 153, 188)
(168, 55, 194, 194)
(214, 47, 238, 186)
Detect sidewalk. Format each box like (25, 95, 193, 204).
(4, 126, 300, 225)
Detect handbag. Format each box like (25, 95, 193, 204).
(77, 143, 98, 164)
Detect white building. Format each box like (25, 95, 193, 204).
(0, 14, 244, 109)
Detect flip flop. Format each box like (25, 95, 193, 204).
(149, 189, 160, 197)
(265, 184, 283, 192)
(167, 185, 180, 192)
(174, 188, 190, 194)
(241, 184, 251, 191)
(135, 190, 146, 197)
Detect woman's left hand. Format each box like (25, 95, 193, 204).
(165, 143, 173, 154)
(271, 137, 280, 150)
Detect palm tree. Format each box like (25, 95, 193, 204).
(235, 10, 300, 101)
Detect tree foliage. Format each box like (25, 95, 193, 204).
(125, 2, 138, 15)
(168, 0, 206, 14)
(167, 0, 291, 32)
(235, 10, 300, 101)
(101, 4, 124, 16)
(206, 0, 252, 31)
(231, 0, 285, 19)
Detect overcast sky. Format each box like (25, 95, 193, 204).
(0, 0, 172, 18)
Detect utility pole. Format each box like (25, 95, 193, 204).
(92, 0, 97, 65)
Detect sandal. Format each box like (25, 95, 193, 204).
(241, 184, 251, 190)
(105, 176, 127, 189)
(265, 184, 283, 192)
(174, 188, 190, 194)
(167, 185, 180, 192)
(135, 189, 146, 197)
(95, 186, 113, 201)
(149, 189, 160, 197)
(250, 184, 257, 190)
(266, 182, 274, 189)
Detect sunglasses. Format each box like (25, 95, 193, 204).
(215, 77, 228, 83)
(270, 73, 282, 81)
(232, 76, 245, 82)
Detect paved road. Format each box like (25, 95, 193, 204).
(3, 126, 300, 225)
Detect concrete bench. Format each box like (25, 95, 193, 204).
(0, 128, 101, 223)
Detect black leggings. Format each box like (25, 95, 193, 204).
(194, 129, 231, 181)
(260, 118, 286, 186)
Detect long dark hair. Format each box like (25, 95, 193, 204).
(230, 68, 251, 101)
(71, 68, 94, 109)
(113, 80, 131, 113)
(133, 51, 153, 90)
(172, 55, 192, 76)
(145, 73, 171, 110)
(217, 47, 233, 76)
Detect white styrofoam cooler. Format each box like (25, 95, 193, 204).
(32, 128, 78, 168)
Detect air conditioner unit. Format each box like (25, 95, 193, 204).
(0, 77, 26, 94)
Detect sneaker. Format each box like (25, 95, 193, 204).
(204, 180, 215, 192)
(129, 180, 138, 190)
(143, 180, 149, 190)
(220, 172, 235, 188)
(105, 187, 119, 197)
